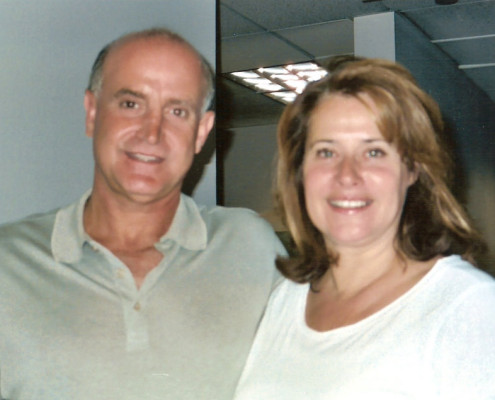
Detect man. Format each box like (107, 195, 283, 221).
(0, 28, 284, 400)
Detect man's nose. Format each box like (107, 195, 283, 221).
(140, 112, 164, 144)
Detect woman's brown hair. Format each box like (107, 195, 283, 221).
(275, 57, 486, 284)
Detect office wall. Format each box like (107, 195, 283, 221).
(0, 0, 216, 224)
(221, 124, 279, 222)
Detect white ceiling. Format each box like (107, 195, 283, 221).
(218, 0, 495, 128)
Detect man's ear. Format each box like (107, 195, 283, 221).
(195, 110, 215, 154)
(84, 90, 97, 138)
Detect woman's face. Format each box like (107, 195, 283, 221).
(302, 94, 417, 253)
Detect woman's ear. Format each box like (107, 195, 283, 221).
(408, 162, 420, 186)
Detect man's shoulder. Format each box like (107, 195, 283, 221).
(194, 203, 286, 254)
(0, 209, 58, 245)
(200, 204, 275, 235)
(201, 203, 259, 220)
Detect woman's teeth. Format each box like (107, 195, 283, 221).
(330, 200, 369, 208)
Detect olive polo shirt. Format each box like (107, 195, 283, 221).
(0, 192, 284, 400)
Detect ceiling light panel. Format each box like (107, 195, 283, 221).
(226, 61, 327, 104)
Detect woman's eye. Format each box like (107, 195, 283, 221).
(368, 148, 385, 158)
(316, 149, 334, 158)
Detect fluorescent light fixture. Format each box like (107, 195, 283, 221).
(226, 61, 327, 104)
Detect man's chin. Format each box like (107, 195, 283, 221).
(118, 186, 181, 207)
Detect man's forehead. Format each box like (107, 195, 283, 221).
(96, 34, 208, 109)
(101, 38, 202, 85)
(108, 36, 197, 65)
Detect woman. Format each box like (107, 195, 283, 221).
(234, 58, 495, 399)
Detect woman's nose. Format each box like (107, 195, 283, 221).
(336, 156, 361, 185)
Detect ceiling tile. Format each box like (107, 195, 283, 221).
(403, 1, 495, 40)
(220, 4, 265, 38)
(463, 65, 495, 92)
(384, 0, 485, 12)
(220, 0, 387, 31)
(437, 37, 495, 65)
(221, 33, 311, 72)
(275, 19, 354, 59)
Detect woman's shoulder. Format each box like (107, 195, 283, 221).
(425, 255, 495, 315)
(397, 255, 495, 324)
(434, 255, 495, 290)
(271, 277, 308, 300)
(264, 278, 309, 318)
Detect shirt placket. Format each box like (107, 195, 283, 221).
(87, 239, 151, 353)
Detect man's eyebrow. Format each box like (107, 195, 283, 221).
(113, 88, 145, 99)
(167, 98, 195, 107)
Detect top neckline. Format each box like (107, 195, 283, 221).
(297, 255, 455, 338)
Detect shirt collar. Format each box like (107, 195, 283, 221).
(156, 194, 207, 251)
(52, 191, 207, 264)
(52, 189, 91, 264)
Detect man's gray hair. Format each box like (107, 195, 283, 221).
(87, 27, 215, 113)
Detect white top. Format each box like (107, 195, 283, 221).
(234, 255, 495, 400)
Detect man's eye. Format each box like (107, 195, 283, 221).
(171, 108, 188, 118)
(121, 100, 138, 109)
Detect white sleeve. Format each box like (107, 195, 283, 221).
(432, 282, 495, 399)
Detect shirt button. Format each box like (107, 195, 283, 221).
(134, 302, 141, 311)
(116, 268, 126, 279)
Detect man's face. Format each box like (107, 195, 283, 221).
(84, 37, 214, 205)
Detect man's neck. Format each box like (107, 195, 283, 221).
(83, 188, 182, 289)
(83, 188, 180, 253)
